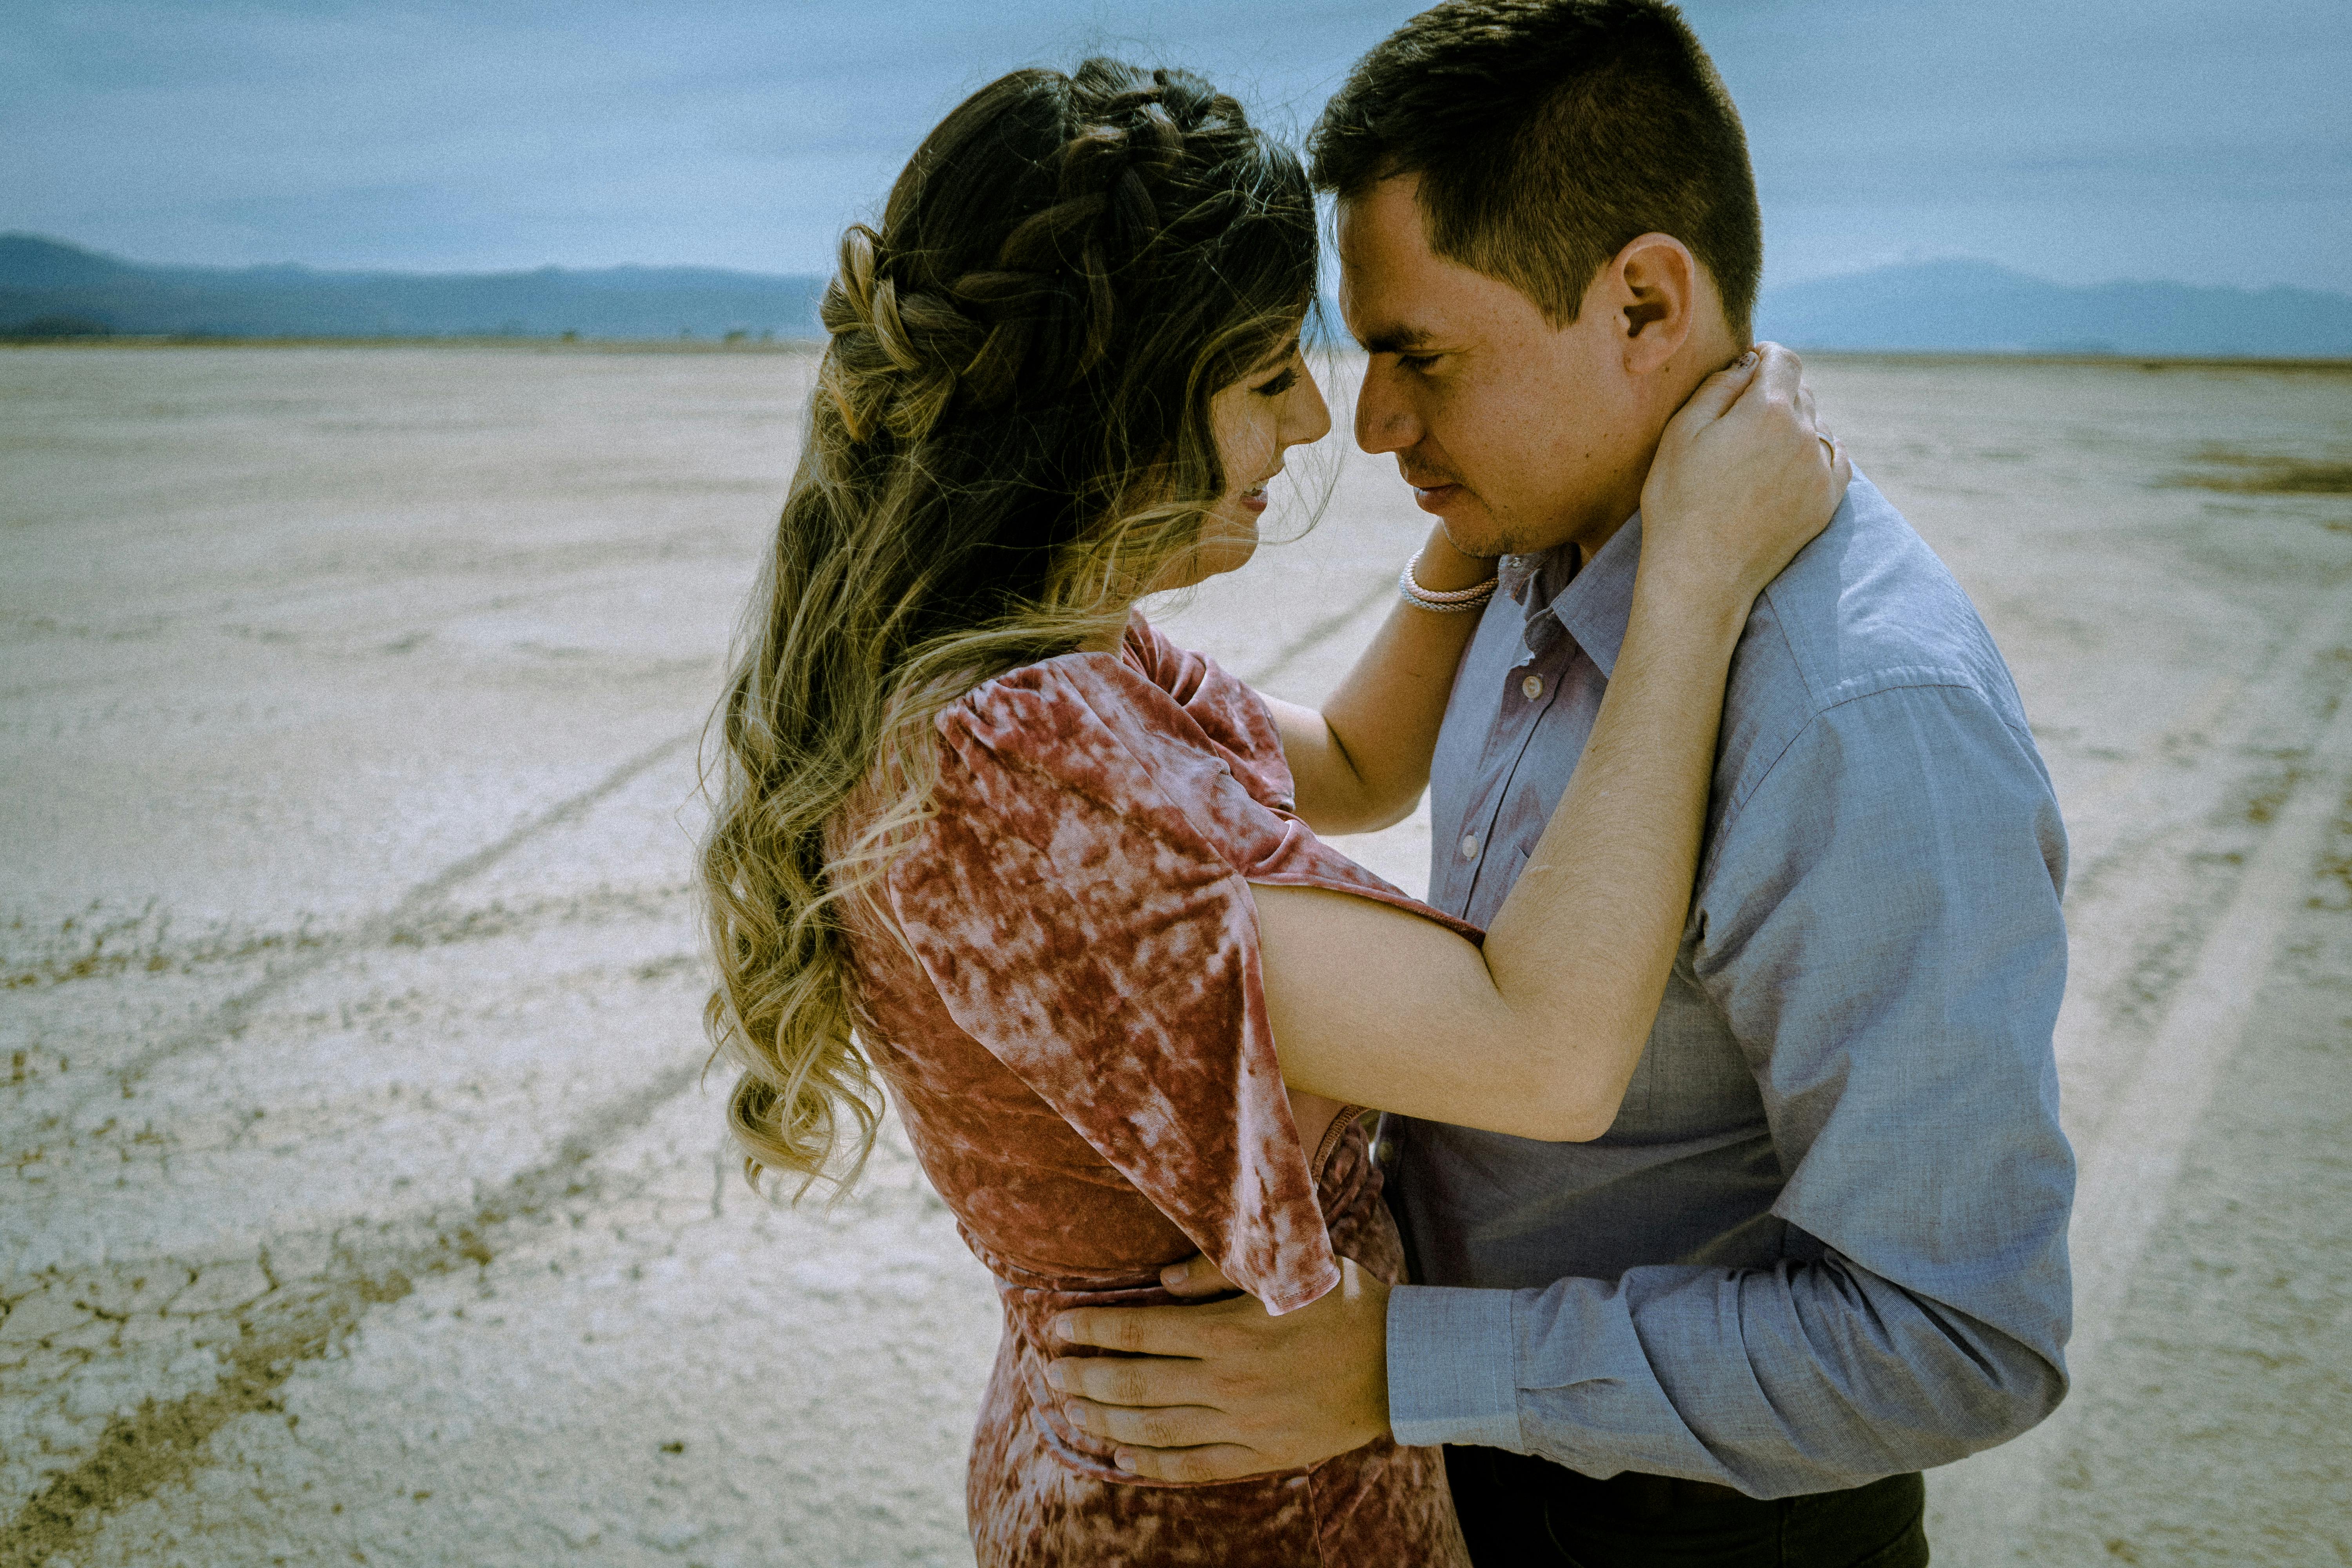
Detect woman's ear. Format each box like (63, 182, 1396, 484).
(1610, 232, 1698, 375)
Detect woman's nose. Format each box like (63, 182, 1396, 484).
(1285, 370, 1334, 449)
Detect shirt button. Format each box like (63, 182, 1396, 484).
(1521, 673, 1544, 701)
(1459, 833, 1481, 861)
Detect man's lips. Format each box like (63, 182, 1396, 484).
(1406, 476, 1463, 511)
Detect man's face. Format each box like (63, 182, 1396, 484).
(1336, 174, 1653, 559)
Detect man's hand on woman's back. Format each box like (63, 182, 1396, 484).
(1044, 1256, 1394, 1483)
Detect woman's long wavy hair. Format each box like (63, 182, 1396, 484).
(701, 60, 1318, 1194)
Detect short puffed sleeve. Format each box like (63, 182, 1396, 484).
(883, 649, 1470, 1313)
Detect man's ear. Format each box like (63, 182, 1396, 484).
(1608, 232, 1698, 374)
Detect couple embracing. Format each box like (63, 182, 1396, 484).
(701, 2, 2074, 1563)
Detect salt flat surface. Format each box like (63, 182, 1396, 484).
(2, 343, 2347, 1567)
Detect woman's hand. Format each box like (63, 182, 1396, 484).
(1638, 341, 1848, 609)
(1263, 520, 1499, 838)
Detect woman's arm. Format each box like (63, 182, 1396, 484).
(1256, 346, 1847, 1140)
(1264, 526, 1494, 836)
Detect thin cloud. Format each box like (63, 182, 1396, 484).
(4, 0, 2346, 290)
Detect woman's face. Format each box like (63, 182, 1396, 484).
(1153, 336, 1333, 592)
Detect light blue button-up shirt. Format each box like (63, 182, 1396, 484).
(1384, 472, 2075, 1497)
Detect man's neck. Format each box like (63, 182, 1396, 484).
(1561, 330, 1746, 570)
(1570, 508, 1637, 572)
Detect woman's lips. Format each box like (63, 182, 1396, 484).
(1238, 485, 1269, 514)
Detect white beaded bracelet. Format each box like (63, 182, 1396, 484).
(1397, 550, 1498, 613)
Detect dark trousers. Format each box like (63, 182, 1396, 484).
(1444, 1445, 1929, 1567)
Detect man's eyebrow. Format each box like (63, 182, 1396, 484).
(1356, 323, 1437, 355)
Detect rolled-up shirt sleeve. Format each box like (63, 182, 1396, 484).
(1387, 679, 2075, 1496)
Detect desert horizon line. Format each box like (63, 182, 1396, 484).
(10, 230, 2351, 303)
(13, 231, 2352, 358)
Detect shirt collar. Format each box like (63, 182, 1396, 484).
(1501, 513, 1642, 679)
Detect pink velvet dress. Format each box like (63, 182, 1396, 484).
(839, 616, 1477, 1567)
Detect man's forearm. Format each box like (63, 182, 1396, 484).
(1386, 681, 2076, 1492)
(1388, 1252, 2069, 1497)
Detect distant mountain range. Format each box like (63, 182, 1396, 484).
(0, 234, 826, 342)
(1754, 258, 2352, 358)
(7, 234, 2352, 357)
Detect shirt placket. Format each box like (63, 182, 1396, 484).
(1446, 616, 1574, 920)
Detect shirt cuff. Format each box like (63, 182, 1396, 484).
(1385, 1284, 1523, 1450)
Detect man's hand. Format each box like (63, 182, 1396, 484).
(1045, 1256, 1393, 1483)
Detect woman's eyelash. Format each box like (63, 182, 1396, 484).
(1253, 367, 1298, 397)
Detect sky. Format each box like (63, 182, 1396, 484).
(5, 0, 2349, 293)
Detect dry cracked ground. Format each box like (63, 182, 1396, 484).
(2, 345, 2348, 1567)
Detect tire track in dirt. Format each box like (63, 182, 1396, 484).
(2011, 593, 2352, 1169)
(0, 599, 1370, 1560)
(64, 728, 695, 1118)
(12, 558, 2336, 1565)
(0, 1058, 703, 1568)
(36, 582, 1369, 1141)
(2, 734, 710, 1555)
(1928, 612, 2352, 1565)
(0, 563, 722, 706)
(2066, 714, 2352, 1370)
(2056, 592, 2352, 889)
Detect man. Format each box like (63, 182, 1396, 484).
(1048, 3, 2074, 1563)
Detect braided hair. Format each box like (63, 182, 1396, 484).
(702, 59, 1318, 1191)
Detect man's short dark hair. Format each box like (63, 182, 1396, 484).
(1311, 0, 1762, 336)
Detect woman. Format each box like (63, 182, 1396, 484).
(700, 60, 1844, 1567)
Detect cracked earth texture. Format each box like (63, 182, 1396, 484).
(2, 345, 2347, 1566)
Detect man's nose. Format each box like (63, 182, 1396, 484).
(1353, 361, 1418, 456)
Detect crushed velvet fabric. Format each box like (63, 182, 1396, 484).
(839, 617, 1477, 1566)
